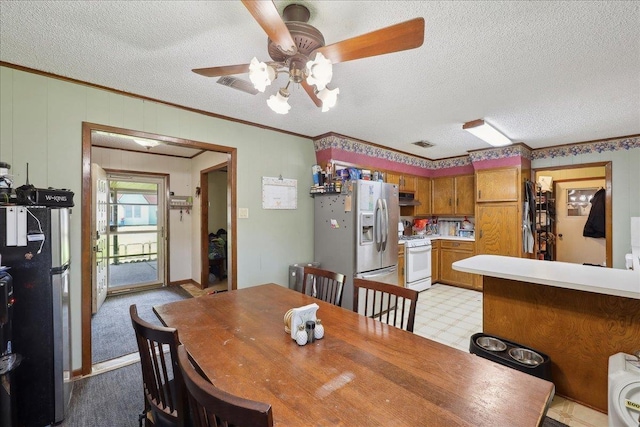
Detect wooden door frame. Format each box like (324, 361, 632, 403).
(532, 161, 612, 267)
(81, 122, 237, 375)
(199, 165, 232, 290)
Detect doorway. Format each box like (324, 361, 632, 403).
(81, 122, 237, 375)
(534, 162, 611, 266)
(555, 179, 606, 265)
(105, 172, 166, 293)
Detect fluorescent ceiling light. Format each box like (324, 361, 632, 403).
(463, 119, 512, 147)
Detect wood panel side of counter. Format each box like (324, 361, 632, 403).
(483, 276, 640, 413)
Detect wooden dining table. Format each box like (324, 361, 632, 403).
(153, 284, 555, 426)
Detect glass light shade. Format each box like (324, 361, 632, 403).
(267, 90, 291, 114)
(133, 138, 159, 148)
(463, 120, 512, 147)
(306, 52, 333, 91)
(249, 57, 275, 92)
(317, 87, 339, 112)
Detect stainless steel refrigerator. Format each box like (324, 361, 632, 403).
(314, 180, 399, 310)
(0, 206, 72, 426)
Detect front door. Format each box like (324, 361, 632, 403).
(106, 173, 166, 292)
(91, 163, 108, 314)
(555, 179, 606, 265)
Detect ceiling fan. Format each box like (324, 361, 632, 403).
(192, 0, 425, 114)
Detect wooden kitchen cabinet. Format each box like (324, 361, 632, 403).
(398, 244, 405, 287)
(476, 203, 520, 257)
(431, 239, 440, 283)
(439, 240, 478, 290)
(454, 174, 475, 215)
(432, 175, 474, 215)
(414, 177, 431, 215)
(476, 167, 519, 202)
(387, 172, 416, 192)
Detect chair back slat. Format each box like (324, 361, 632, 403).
(353, 279, 419, 332)
(177, 345, 274, 427)
(130, 304, 186, 426)
(301, 266, 346, 306)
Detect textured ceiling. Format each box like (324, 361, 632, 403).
(1, 1, 638, 159)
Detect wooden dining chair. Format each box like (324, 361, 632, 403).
(352, 278, 419, 332)
(177, 344, 274, 427)
(130, 304, 186, 427)
(301, 266, 346, 306)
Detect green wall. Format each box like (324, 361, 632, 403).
(0, 66, 316, 369)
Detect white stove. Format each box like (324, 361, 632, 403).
(399, 236, 432, 291)
(399, 235, 432, 247)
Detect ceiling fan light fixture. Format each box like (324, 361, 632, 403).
(267, 88, 291, 114)
(249, 57, 276, 92)
(306, 52, 333, 91)
(463, 119, 512, 147)
(317, 87, 339, 112)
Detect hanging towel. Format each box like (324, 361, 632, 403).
(522, 181, 535, 253)
(583, 188, 606, 238)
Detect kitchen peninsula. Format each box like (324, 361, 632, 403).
(453, 255, 640, 412)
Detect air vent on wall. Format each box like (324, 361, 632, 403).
(216, 76, 259, 95)
(412, 140, 434, 148)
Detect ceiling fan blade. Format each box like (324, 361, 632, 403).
(301, 80, 322, 108)
(314, 17, 425, 64)
(242, 0, 297, 55)
(192, 64, 251, 78)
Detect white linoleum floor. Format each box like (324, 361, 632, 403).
(414, 283, 608, 427)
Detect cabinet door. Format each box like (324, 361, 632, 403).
(432, 177, 454, 215)
(476, 203, 520, 257)
(414, 177, 431, 215)
(476, 168, 519, 202)
(440, 247, 476, 289)
(454, 175, 475, 215)
(386, 172, 401, 187)
(402, 175, 416, 192)
(431, 240, 440, 283)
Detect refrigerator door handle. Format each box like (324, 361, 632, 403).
(381, 199, 389, 251)
(374, 199, 383, 251)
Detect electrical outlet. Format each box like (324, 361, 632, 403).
(238, 208, 249, 219)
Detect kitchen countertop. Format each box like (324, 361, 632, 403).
(453, 254, 640, 300)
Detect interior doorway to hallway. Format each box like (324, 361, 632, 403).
(534, 162, 612, 267)
(81, 121, 237, 375)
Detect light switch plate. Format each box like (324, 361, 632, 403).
(238, 208, 249, 219)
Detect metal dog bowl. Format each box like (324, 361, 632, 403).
(475, 336, 507, 352)
(508, 348, 544, 366)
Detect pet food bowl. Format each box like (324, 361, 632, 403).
(508, 348, 544, 366)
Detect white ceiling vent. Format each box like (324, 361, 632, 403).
(216, 76, 259, 95)
(412, 140, 435, 148)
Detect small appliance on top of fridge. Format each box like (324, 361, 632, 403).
(314, 179, 399, 310)
(0, 206, 73, 426)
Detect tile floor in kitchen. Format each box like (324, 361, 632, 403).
(415, 283, 609, 427)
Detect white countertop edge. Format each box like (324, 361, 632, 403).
(453, 255, 640, 300)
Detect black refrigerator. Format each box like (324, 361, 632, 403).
(0, 206, 72, 426)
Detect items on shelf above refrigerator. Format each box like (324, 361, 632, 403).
(310, 163, 386, 195)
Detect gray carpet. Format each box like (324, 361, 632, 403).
(62, 363, 143, 427)
(92, 286, 192, 364)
